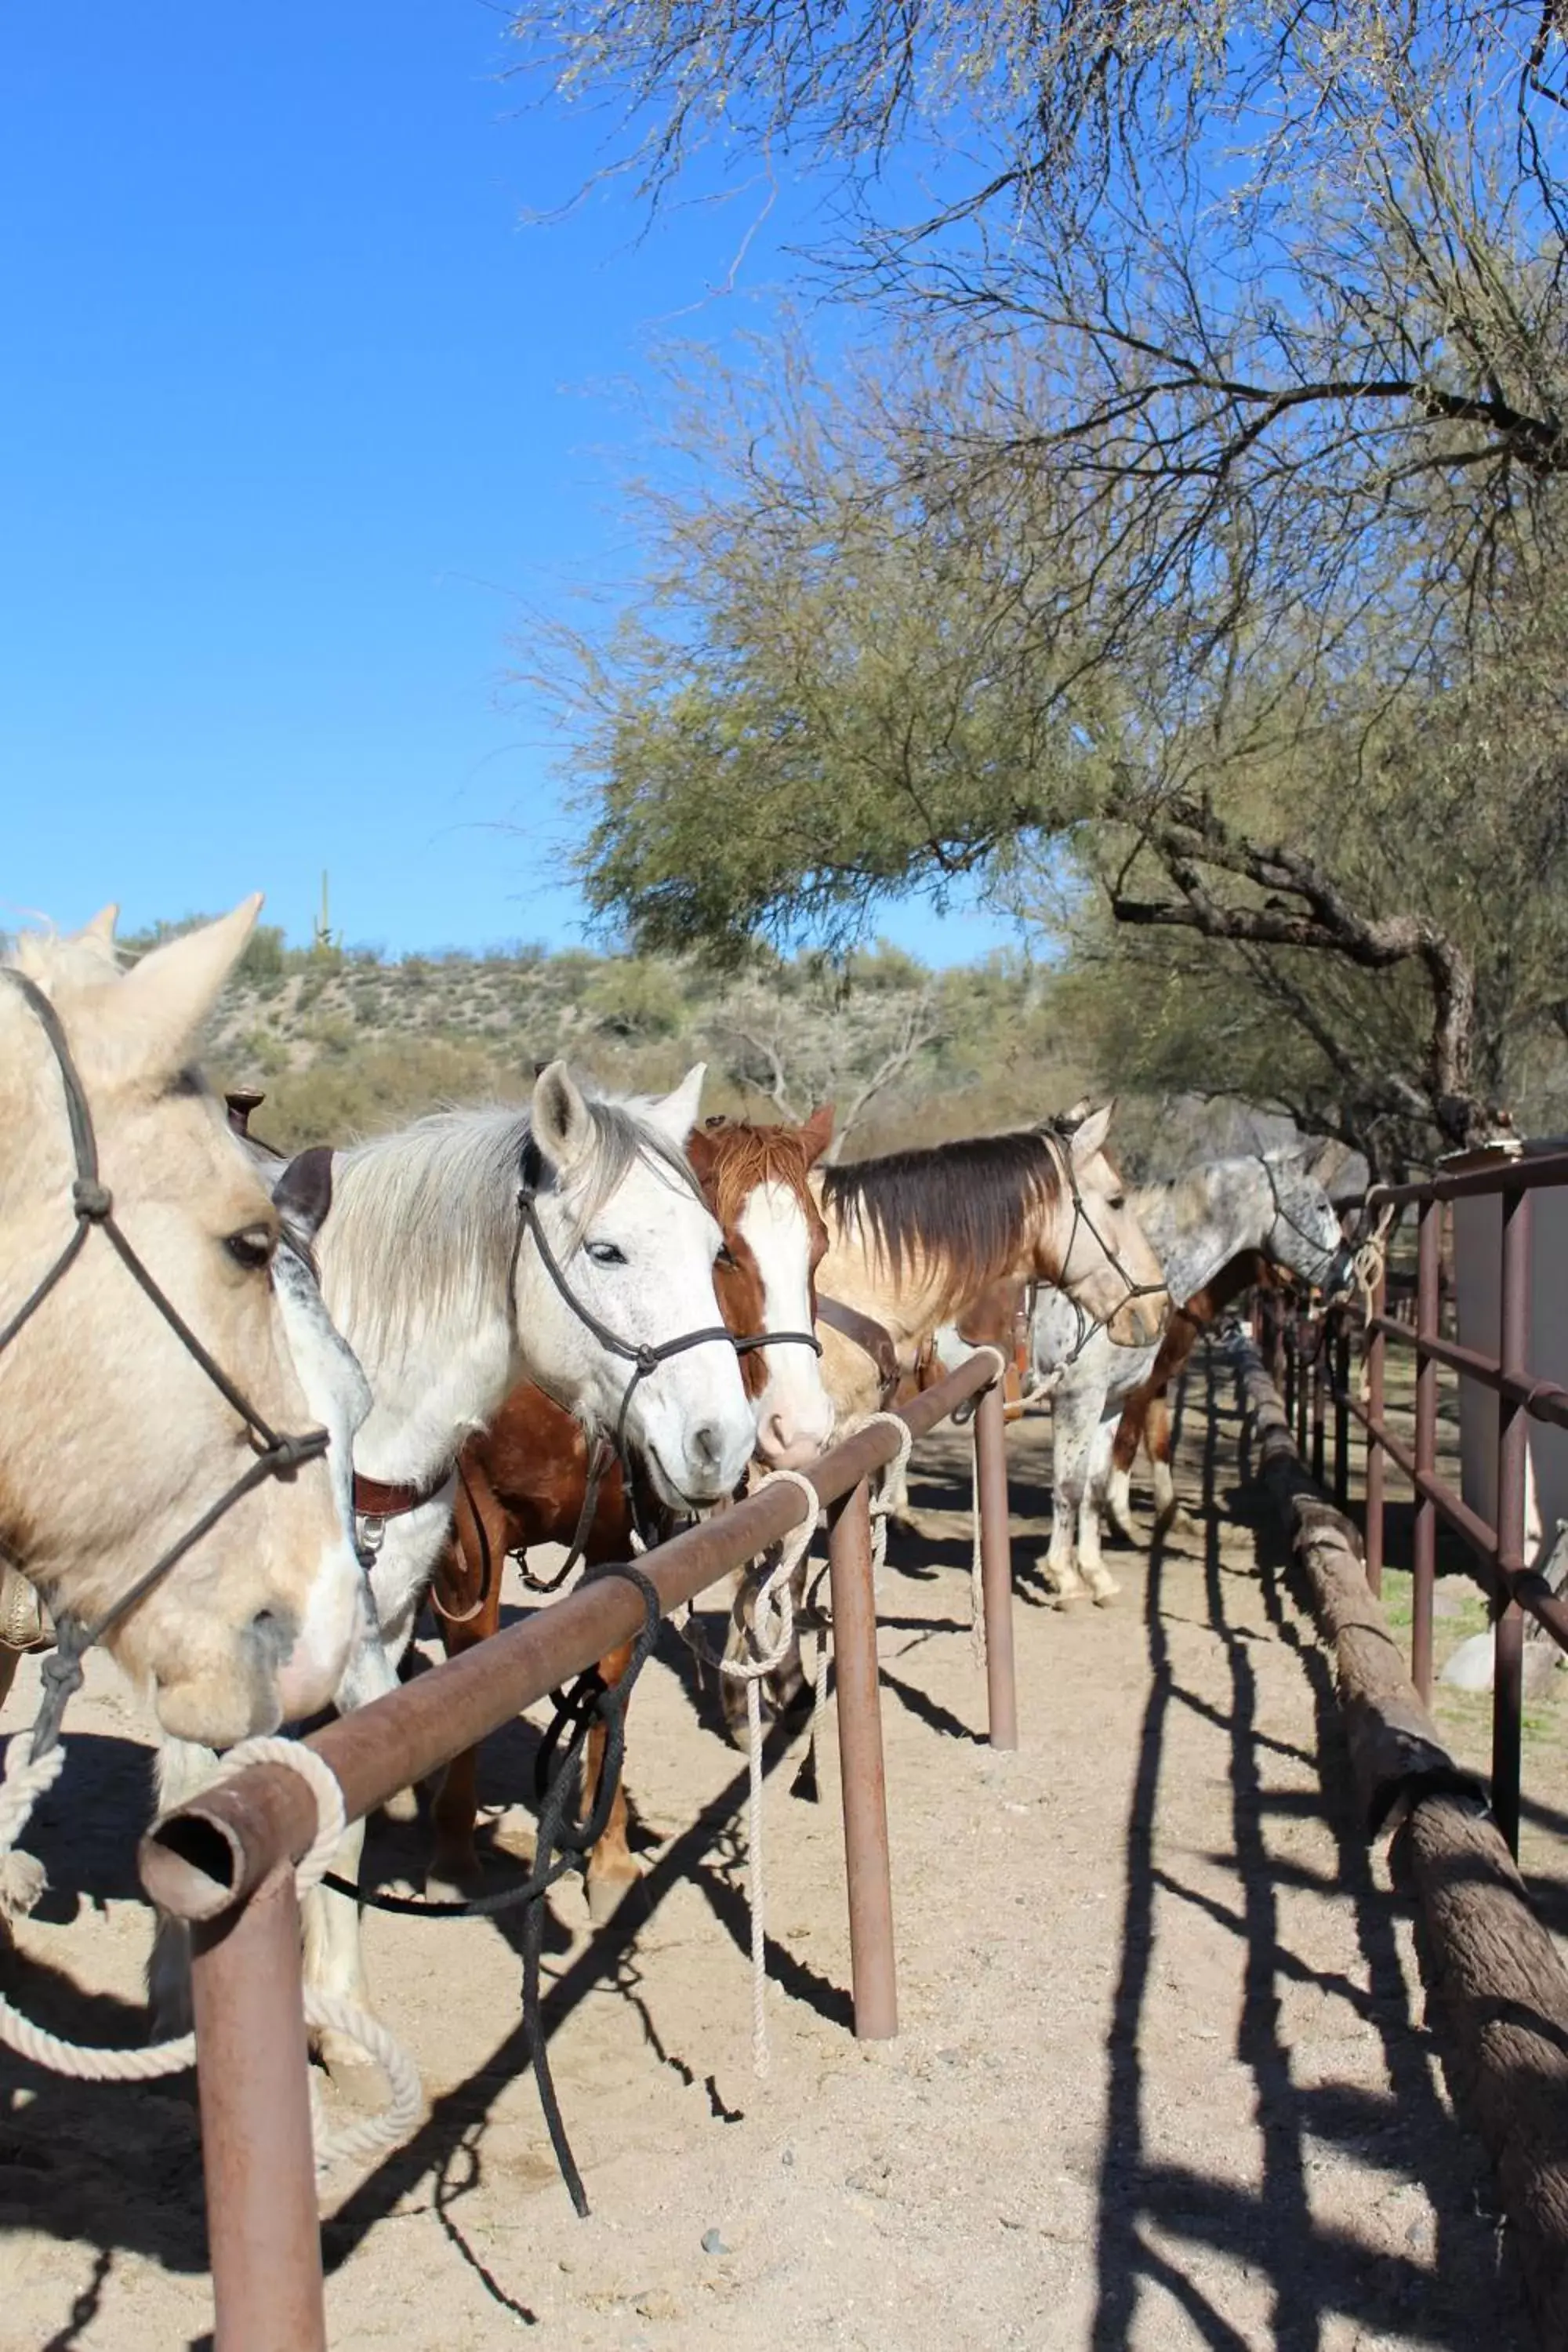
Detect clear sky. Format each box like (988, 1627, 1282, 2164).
(0, 2, 1021, 965)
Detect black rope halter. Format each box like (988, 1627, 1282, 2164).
(0, 967, 331, 1759)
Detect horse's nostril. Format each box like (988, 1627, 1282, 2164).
(691, 1422, 721, 1468)
(248, 1607, 296, 1670)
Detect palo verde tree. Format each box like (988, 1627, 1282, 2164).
(510, 1, 1568, 1166)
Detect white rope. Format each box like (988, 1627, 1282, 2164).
(1352, 1203, 1397, 1403)
(706, 1467, 822, 2079)
(0, 1726, 421, 2174)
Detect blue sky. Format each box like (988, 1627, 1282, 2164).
(0, 2, 1019, 965)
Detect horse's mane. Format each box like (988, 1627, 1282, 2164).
(328, 1089, 701, 1362)
(822, 1128, 1064, 1302)
(698, 1120, 822, 1232)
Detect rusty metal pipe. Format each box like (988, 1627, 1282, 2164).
(1411, 1201, 1440, 1706)
(191, 1865, 325, 2352)
(143, 1349, 1002, 1921)
(1494, 1185, 1532, 1857)
(975, 1378, 1018, 1751)
(826, 1480, 898, 2039)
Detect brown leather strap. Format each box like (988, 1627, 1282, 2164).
(353, 1468, 452, 1523)
(816, 1294, 899, 1404)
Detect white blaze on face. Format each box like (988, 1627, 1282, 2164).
(737, 1179, 837, 1468)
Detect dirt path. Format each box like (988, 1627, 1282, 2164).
(0, 1354, 1534, 2349)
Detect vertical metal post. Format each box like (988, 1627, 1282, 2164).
(1332, 1314, 1351, 1513)
(826, 1479, 898, 2039)
(1365, 1243, 1387, 1599)
(191, 1866, 325, 2352)
(1310, 1330, 1327, 1487)
(975, 1377, 1018, 1751)
(1412, 1200, 1439, 1706)
(1282, 1309, 1295, 1425)
(1494, 1183, 1531, 1858)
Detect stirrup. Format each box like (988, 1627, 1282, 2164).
(0, 1562, 52, 1654)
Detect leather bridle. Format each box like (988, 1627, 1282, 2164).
(1, 972, 332, 1759)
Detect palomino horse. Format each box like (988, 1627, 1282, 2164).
(717, 1102, 1169, 1740)
(425, 1109, 837, 1911)
(1032, 1149, 1354, 1601)
(813, 1100, 1168, 1420)
(1105, 1254, 1283, 1541)
(153, 1060, 760, 2077)
(0, 902, 366, 1750)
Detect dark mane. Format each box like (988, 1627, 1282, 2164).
(822, 1128, 1064, 1303)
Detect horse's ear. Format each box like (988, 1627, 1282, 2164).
(647, 1063, 706, 1147)
(800, 1102, 836, 1168)
(1055, 1097, 1093, 1134)
(78, 904, 119, 950)
(531, 1058, 593, 1174)
(273, 1145, 336, 1247)
(1065, 1098, 1115, 1163)
(684, 1123, 718, 1196)
(111, 896, 262, 1077)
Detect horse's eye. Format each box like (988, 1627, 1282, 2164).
(1108, 1194, 1127, 1211)
(716, 1245, 739, 1272)
(225, 1223, 277, 1271)
(585, 1240, 627, 1268)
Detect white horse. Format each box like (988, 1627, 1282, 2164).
(155, 1058, 758, 2077)
(1031, 1150, 1353, 1602)
(1, 902, 366, 1748)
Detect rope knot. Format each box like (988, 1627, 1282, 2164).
(71, 1178, 113, 1222)
(633, 1345, 660, 1377)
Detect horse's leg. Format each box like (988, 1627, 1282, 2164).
(1147, 1390, 1188, 1536)
(302, 1622, 400, 2096)
(1104, 1397, 1145, 1544)
(583, 1639, 642, 1925)
(428, 1481, 509, 1896)
(1041, 1407, 1090, 1601)
(1080, 1417, 1121, 1604)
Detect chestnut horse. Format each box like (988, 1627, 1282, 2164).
(1105, 1253, 1282, 1541)
(426, 1109, 836, 1911)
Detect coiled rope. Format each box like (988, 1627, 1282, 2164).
(0, 1728, 421, 2174)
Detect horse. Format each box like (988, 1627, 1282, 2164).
(157, 1057, 760, 2080)
(811, 1100, 1169, 1421)
(424, 1109, 837, 1912)
(716, 1099, 1170, 1739)
(0, 902, 366, 1752)
(1105, 1254, 1283, 1541)
(1031, 1149, 1355, 1602)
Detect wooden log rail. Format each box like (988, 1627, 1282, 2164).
(140, 1348, 1018, 2352)
(1235, 1330, 1568, 2347)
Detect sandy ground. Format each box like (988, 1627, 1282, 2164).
(0, 1351, 1536, 2350)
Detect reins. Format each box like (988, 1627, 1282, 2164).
(0, 968, 332, 1759)
(1036, 1116, 1168, 1371)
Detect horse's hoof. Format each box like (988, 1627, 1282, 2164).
(425, 1857, 481, 1905)
(586, 1867, 644, 1927)
(1089, 1577, 1120, 1608)
(378, 1784, 420, 1826)
(320, 2049, 393, 2111)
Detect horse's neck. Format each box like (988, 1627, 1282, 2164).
(1137, 1162, 1271, 1307)
(322, 1138, 521, 1484)
(815, 1192, 955, 1345)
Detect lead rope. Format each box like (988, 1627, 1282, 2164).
(706, 1468, 822, 2079)
(1352, 1203, 1397, 1404)
(0, 1731, 420, 2174)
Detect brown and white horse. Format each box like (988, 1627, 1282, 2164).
(424, 1110, 837, 1911)
(812, 1101, 1168, 1420)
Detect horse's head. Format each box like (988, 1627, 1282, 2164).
(521, 1060, 755, 1512)
(1258, 1150, 1356, 1296)
(0, 903, 365, 1746)
(1039, 1101, 1169, 1347)
(687, 1102, 837, 1469)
